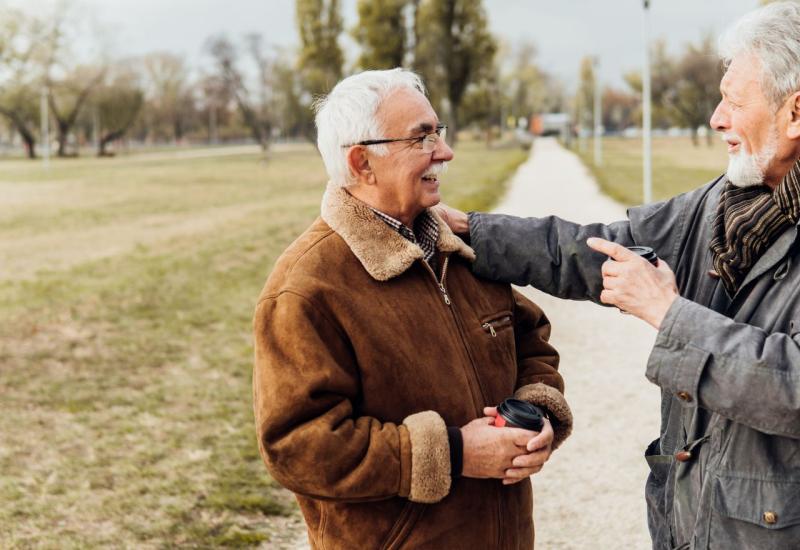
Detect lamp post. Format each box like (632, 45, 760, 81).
(40, 85, 50, 168)
(642, 0, 653, 203)
(593, 56, 602, 166)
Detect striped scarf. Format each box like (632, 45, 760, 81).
(710, 163, 800, 295)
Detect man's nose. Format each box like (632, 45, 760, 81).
(709, 101, 729, 132)
(433, 138, 454, 161)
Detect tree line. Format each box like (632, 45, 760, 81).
(577, 35, 724, 145)
(0, 0, 567, 159)
(0, 0, 726, 160)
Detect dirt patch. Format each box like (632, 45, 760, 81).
(0, 202, 271, 280)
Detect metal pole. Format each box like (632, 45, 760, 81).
(642, 0, 653, 204)
(92, 106, 100, 153)
(593, 56, 602, 166)
(577, 93, 586, 152)
(209, 106, 218, 145)
(40, 86, 50, 168)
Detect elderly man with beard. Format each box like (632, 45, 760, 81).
(438, 3, 800, 549)
(252, 69, 572, 549)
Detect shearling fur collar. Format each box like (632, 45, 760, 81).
(320, 184, 475, 281)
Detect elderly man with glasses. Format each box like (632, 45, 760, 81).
(252, 68, 572, 549)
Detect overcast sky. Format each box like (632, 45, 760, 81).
(12, 0, 761, 89)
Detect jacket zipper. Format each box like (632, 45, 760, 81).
(481, 315, 511, 337)
(422, 256, 489, 409)
(434, 257, 451, 305)
(424, 257, 503, 544)
(422, 255, 452, 306)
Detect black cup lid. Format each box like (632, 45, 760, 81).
(497, 398, 544, 431)
(626, 245, 658, 264)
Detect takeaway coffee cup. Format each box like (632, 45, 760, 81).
(626, 245, 658, 266)
(494, 398, 545, 431)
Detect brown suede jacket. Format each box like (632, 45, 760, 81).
(253, 186, 573, 549)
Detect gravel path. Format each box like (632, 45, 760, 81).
(497, 137, 660, 549)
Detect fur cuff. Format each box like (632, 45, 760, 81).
(514, 383, 573, 449)
(402, 411, 451, 503)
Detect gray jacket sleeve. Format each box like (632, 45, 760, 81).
(468, 212, 635, 302)
(648, 297, 800, 439)
(468, 195, 684, 301)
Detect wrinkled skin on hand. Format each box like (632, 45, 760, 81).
(587, 237, 680, 329)
(460, 407, 554, 485)
(432, 203, 469, 234)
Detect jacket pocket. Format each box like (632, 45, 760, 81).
(478, 311, 516, 377)
(709, 475, 800, 549)
(379, 501, 425, 550)
(480, 312, 513, 338)
(644, 438, 673, 485)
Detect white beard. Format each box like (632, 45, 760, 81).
(725, 130, 778, 188)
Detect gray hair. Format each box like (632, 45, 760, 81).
(313, 69, 426, 188)
(719, 1, 800, 109)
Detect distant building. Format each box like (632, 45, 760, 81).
(530, 113, 571, 139)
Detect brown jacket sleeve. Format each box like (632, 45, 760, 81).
(253, 290, 451, 504)
(510, 289, 573, 449)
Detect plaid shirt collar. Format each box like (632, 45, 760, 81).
(369, 207, 439, 266)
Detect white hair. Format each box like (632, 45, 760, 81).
(719, 1, 800, 109)
(313, 69, 426, 188)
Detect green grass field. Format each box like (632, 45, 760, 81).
(0, 140, 528, 548)
(572, 136, 729, 205)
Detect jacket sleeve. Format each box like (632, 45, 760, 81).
(509, 290, 573, 448)
(468, 212, 635, 301)
(647, 296, 800, 439)
(253, 290, 451, 504)
(467, 189, 693, 302)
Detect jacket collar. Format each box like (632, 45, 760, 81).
(320, 184, 475, 281)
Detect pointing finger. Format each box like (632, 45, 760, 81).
(587, 237, 636, 262)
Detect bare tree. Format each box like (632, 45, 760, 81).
(625, 39, 678, 130)
(47, 65, 106, 156)
(664, 35, 723, 145)
(0, 8, 48, 158)
(602, 87, 639, 132)
(206, 34, 273, 151)
(41, 3, 107, 156)
(142, 52, 194, 142)
(92, 63, 144, 156)
(625, 36, 723, 145)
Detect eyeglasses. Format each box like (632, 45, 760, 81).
(343, 124, 447, 154)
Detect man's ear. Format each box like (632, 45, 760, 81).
(787, 91, 800, 140)
(346, 146, 375, 184)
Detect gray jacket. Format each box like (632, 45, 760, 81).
(469, 176, 800, 550)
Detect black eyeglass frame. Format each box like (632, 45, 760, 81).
(342, 123, 447, 149)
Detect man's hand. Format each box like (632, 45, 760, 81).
(587, 237, 679, 329)
(483, 406, 554, 485)
(460, 416, 538, 479)
(432, 203, 469, 234)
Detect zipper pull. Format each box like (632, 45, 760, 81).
(482, 322, 496, 337)
(439, 284, 451, 305)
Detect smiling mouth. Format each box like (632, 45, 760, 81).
(421, 175, 439, 183)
